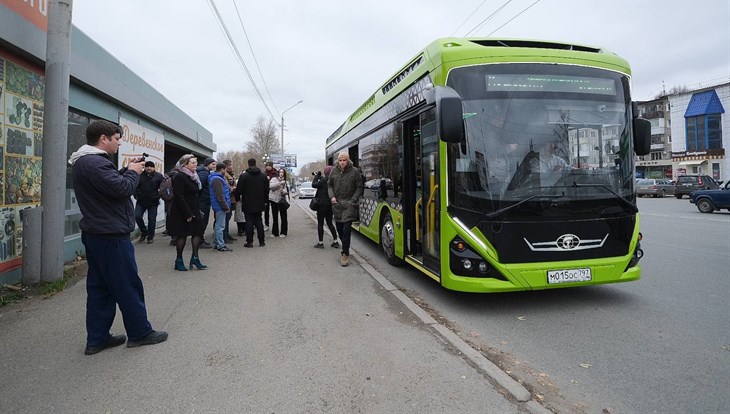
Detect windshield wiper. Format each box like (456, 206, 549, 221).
(482, 194, 564, 220)
(569, 182, 638, 213)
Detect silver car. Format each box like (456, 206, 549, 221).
(636, 178, 675, 197)
(298, 181, 317, 199)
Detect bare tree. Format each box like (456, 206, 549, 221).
(216, 149, 257, 175)
(246, 116, 280, 161)
(297, 159, 327, 179)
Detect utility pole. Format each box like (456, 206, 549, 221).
(280, 100, 303, 160)
(40, 0, 73, 282)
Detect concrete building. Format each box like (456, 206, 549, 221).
(636, 96, 672, 179)
(0, 1, 216, 284)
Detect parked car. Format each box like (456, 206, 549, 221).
(636, 178, 675, 197)
(689, 180, 730, 213)
(674, 175, 720, 199)
(298, 181, 316, 199)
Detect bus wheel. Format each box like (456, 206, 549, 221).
(380, 213, 402, 266)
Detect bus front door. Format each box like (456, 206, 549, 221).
(404, 112, 440, 275)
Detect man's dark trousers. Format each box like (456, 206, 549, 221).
(244, 212, 265, 244)
(200, 202, 211, 238)
(82, 233, 153, 347)
(134, 203, 158, 240)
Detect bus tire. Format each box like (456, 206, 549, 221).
(380, 213, 403, 266)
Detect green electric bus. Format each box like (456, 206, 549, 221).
(325, 38, 651, 293)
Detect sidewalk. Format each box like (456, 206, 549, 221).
(0, 202, 539, 413)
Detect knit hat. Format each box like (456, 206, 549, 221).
(144, 161, 155, 168)
(203, 157, 216, 167)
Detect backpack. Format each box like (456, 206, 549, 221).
(158, 174, 174, 201)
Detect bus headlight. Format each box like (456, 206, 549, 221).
(450, 238, 505, 280)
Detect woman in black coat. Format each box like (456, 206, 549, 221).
(311, 165, 339, 248)
(167, 154, 207, 271)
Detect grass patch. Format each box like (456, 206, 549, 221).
(0, 293, 24, 307)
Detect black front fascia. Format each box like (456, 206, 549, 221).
(449, 206, 635, 264)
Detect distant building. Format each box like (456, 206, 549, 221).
(636, 96, 672, 179)
(669, 83, 729, 181)
(0, 1, 216, 284)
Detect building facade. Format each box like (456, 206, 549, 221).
(636, 96, 672, 179)
(669, 83, 728, 181)
(0, 1, 216, 284)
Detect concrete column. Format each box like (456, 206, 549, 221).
(21, 207, 43, 285)
(40, 0, 73, 282)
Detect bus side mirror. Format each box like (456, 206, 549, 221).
(633, 118, 651, 155)
(426, 86, 464, 143)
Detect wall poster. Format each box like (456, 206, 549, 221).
(0, 54, 45, 274)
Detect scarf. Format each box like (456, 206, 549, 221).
(180, 166, 202, 190)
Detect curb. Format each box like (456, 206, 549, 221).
(297, 202, 549, 412)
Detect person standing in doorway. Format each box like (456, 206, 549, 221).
(312, 165, 339, 249)
(68, 119, 167, 355)
(134, 161, 164, 244)
(196, 157, 217, 249)
(327, 152, 363, 266)
(234, 158, 269, 247)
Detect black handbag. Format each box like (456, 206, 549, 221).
(309, 198, 320, 211)
(279, 196, 290, 210)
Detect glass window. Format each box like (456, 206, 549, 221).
(707, 114, 722, 149)
(685, 117, 696, 151)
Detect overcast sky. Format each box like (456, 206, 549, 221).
(71, 0, 730, 168)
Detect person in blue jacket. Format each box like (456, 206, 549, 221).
(68, 120, 168, 355)
(208, 162, 233, 252)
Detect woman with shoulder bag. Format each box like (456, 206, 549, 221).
(311, 165, 339, 249)
(166, 154, 207, 271)
(269, 168, 289, 237)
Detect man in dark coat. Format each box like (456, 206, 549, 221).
(233, 158, 269, 247)
(328, 152, 364, 266)
(196, 157, 216, 248)
(68, 119, 167, 355)
(134, 161, 164, 243)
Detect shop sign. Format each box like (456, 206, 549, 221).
(1, 0, 49, 31)
(118, 117, 165, 171)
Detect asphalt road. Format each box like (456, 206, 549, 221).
(0, 203, 529, 414)
(339, 196, 730, 414)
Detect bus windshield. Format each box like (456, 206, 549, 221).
(446, 63, 636, 218)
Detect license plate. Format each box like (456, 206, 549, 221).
(547, 268, 592, 284)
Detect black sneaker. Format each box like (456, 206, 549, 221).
(331, 241, 340, 248)
(127, 330, 168, 348)
(138, 234, 147, 243)
(216, 246, 233, 252)
(243, 243, 254, 248)
(85, 334, 126, 355)
(200, 241, 213, 249)
(259, 241, 266, 247)
(313, 243, 324, 249)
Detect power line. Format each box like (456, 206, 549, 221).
(463, 0, 515, 37)
(231, 0, 280, 116)
(451, 0, 488, 37)
(205, 0, 279, 123)
(486, 0, 542, 37)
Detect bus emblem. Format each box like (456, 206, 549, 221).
(557, 234, 580, 250)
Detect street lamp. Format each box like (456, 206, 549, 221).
(281, 100, 303, 158)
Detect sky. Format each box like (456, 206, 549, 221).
(70, 0, 730, 169)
